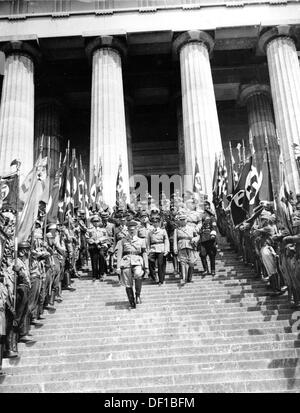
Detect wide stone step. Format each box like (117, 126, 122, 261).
(103, 378, 300, 393)
(28, 314, 293, 333)
(1, 368, 300, 393)
(30, 315, 296, 340)
(3, 351, 300, 376)
(37, 306, 294, 322)
(24, 329, 298, 348)
(16, 337, 300, 357)
(4, 347, 300, 369)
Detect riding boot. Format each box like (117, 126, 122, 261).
(4, 329, 18, 358)
(49, 290, 56, 306)
(135, 279, 142, 304)
(210, 260, 216, 276)
(201, 257, 208, 275)
(269, 273, 281, 293)
(187, 267, 193, 283)
(126, 287, 136, 308)
(181, 263, 187, 284)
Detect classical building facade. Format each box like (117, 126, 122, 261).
(0, 0, 299, 205)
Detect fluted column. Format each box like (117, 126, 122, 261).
(259, 26, 300, 194)
(239, 83, 279, 185)
(86, 36, 129, 208)
(0, 41, 40, 180)
(34, 98, 63, 177)
(124, 95, 134, 181)
(173, 31, 223, 199)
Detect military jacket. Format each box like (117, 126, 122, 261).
(174, 225, 199, 251)
(200, 211, 217, 243)
(137, 223, 153, 239)
(116, 236, 147, 269)
(147, 227, 170, 253)
(87, 227, 109, 246)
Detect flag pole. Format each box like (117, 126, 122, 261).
(43, 136, 51, 242)
(13, 159, 21, 312)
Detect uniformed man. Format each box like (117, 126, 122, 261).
(46, 230, 61, 307)
(77, 210, 89, 270)
(147, 216, 170, 285)
(101, 211, 115, 274)
(86, 215, 110, 281)
(116, 221, 149, 308)
(63, 218, 80, 281)
(137, 211, 153, 248)
(4, 241, 31, 358)
(198, 201, 218, 276)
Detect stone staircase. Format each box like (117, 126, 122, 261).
(1, 239, 300, 393)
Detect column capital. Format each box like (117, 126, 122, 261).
(1, 40, 41, 65)
(238, 83, 271, 106)
(172, 31, 214, 60)
(85, 35, 127, 63)
(258, 25, 297, 55)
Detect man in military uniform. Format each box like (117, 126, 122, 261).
(137, 211, 152, 249)
(116, 221, 149, 308)
(53, 223, 67, 301)
(77, 210, 88, 270)
(147, 216, 170, 285)
(101, 211, 115, 274)
(86, 215, 110, 281)
(62, 218, 80, 290)
(4, 241, 31, 358)
(198, 201, 218, 276)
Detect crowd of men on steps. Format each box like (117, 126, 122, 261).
(1, 133, 300, 376)
(1, 189, 300, 376)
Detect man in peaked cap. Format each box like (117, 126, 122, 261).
(86, 215, 110, 281)
(147, 215, 169, 285)
(4, 241, 31, 358)
(101, 211, 115, 274)
(116, 220, 149, 308)
(137, 210, 153, 245)
(198, 201, 218, 276)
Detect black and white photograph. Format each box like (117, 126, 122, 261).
(0, 0, 300, 396)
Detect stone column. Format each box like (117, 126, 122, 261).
(259, 26, 300, 194)
(173, 31, 223, 199)
(239, 83, 279, 185)
(124, 95, 134, 182)
(0, 41, 40, 180)
(86, 36, 129, 208)
(34, 98, 63, 177)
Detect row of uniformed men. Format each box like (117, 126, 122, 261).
(85, 201, 218, 309)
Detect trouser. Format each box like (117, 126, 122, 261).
(89, 247, 106, 278)
(200, 240, 217, 272)
(15, 285, 30, 337)
(28, 277, 41, 321)
(122, 265, 143, 307)
(149, 252, 166, 283)
(39, 268, 52, 310)
(51, 257, 61, 292)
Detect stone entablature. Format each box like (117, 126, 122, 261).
(0, 1, 299, 43)
(0, 0, 299, 18)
